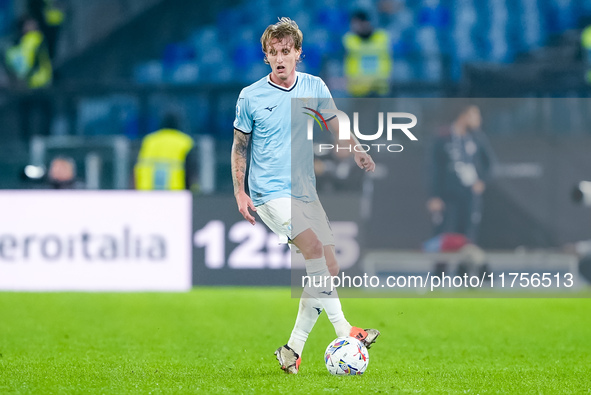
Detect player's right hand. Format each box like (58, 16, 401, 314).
(235, 191, 257, 225)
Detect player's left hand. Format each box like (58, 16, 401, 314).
(354, 152, 375, 172)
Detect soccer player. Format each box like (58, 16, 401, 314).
(231, 17, 379, 374)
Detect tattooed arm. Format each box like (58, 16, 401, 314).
(231, 128, 257, 225)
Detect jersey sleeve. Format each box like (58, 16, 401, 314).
(316, 78, 337, 121)
(233, 89, 253, 134)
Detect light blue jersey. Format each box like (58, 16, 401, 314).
(234, 72, 336, 206)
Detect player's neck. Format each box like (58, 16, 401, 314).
(269, 70, 297, 88)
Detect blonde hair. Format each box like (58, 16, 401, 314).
(260, 17, 303, 64)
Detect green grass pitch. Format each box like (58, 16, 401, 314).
(0, 288, 590, 394)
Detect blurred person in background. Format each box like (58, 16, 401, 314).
(342, 10, 392, 97)
(4, 15, 53, 141)
(567, 182, 591, 283)
(426, 105, 495, 244)
(134, 113, 198, 192)
(46, 156, 83, 189)
(5, 15, 52, 89)
(27, 0, 65, 60)
(581, 21, 591, 83)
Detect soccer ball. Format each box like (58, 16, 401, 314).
(324, 336, 369, 376)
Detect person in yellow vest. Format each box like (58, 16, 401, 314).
(5, 16, 53, 140)
(134, 113, 198, 191)
(581, 24, 591, 84)
(343, 10, 393, 97)
(28, 0, 65, 60)
(5, 16, 52, 89)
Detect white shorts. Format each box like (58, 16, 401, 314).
(257, 198, 335, 246)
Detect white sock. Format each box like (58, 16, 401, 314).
(287, 291, 322, 356)
(304, 257, 352, 338)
